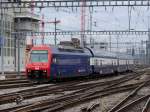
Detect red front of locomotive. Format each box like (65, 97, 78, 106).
(26, 46, 52, 81)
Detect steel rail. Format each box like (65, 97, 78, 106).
(115, 95, 150, 112)
(0, 83, 35, 89)
(0, 79, 29, 85)
(142, 97, 150, 112)
(108, 82, 147, 112)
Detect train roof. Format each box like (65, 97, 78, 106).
(89, 48, 134, 59)
(31, 45, 134, 59)
(50, 45, 92, 56)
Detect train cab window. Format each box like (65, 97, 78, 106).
(30, 50, 48, 62)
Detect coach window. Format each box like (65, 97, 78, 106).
(95, 59, 98, 65)
(100, 60, 102, 66)
(52, 58, 57, 64)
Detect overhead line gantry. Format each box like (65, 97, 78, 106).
(2, 0, 150, 8)
(12, 30, 150, 36)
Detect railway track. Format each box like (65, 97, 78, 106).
(0, 79, 29, 85)
(2, 72, 25, 79)
(0, 71, 147, 112)
(0, 71, 128, 90)
(0, 72, 141, 105)
(40, 80, 150, 112)
(108, 80, 150, 112)
(0, 79, 36, 89)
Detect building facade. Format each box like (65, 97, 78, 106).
(0, 0, 40, 71)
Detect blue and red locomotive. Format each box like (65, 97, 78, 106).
(26, 45, 134, 82)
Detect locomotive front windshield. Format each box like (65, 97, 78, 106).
(30, 50, 48, 62)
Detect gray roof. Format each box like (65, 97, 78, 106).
(90, 48, 134, 59)
(50, 45, 91, 56)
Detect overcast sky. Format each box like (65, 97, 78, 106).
(40, 6, 150, 30)
(32, 5, 150, 53)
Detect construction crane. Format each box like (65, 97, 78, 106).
(40, 14, 45, 44)
(40, 14, 52, 44)
(30, 0, 34, 45)
(81, 0, 86, 47)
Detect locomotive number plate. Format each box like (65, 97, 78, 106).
(35, 67, 40, 70)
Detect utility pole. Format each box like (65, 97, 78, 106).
(109, 34, 111, 52)
(128, 6, 132, 31)
(17, 36, 20, 75)
(16, 4, 22, 75)
(53, 18, 60, 46)
(117, 35, 119, 67)
(117, 35, 119, 53)
(81, 0, 86, 47)
(54, 18, 57, 46)
(17, 18, 21, 75)
(31, 0, 35, 45)
(147, 16, 150, 65)
(89, 9, 93, 47)
(0, 0, 4, 77)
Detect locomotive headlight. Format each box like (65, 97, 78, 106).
(43, 70, 47, 72)
(27, 69, 31, 72)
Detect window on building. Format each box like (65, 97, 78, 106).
(11, 39, 15, 47)
(20, 40, 23, 47)
(5, 21, 7, 30)
(23, 40, 25, 46)
(4, 39, 7, 47)
(8, 39, 10, 47)
(8, 48, 10, 56)
(6, 32, 10, 38)
(4, 48, 7, 56)
(5, 21, 7, 29)
(8, 21, 10, 29)
(11, 48, 14, 56)
(11, 22, 14, 31)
